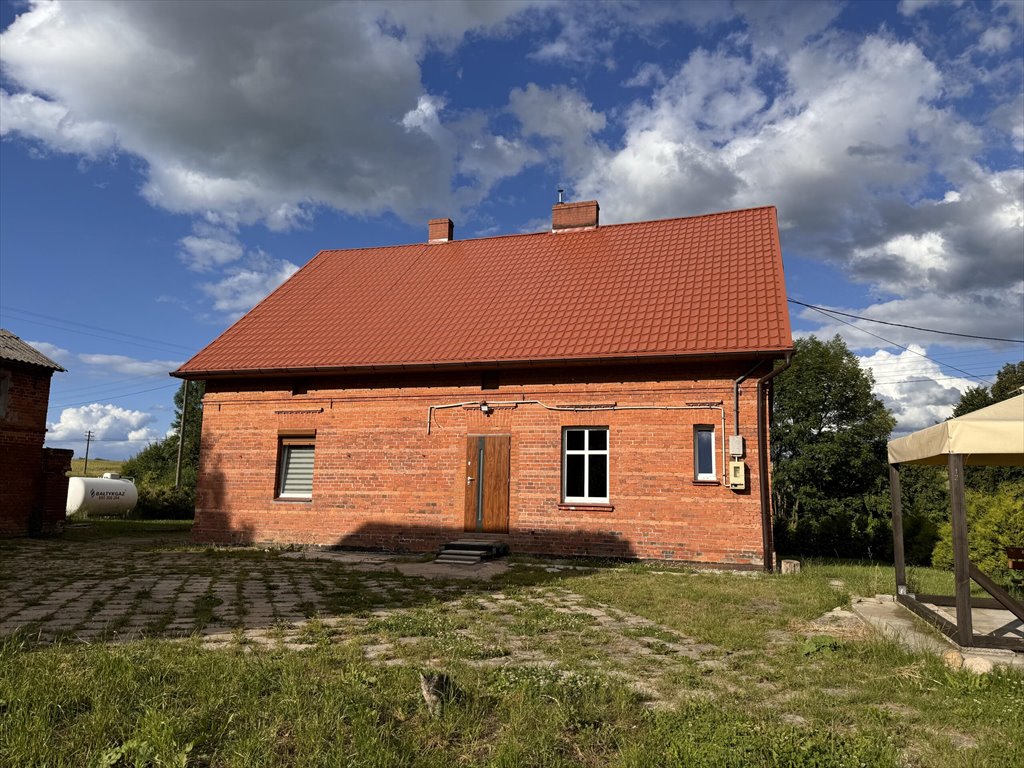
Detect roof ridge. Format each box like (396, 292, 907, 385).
(316, 205, 778, 255)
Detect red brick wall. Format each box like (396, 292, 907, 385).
(192, 361, 774, 565)
(39, 448, 73, 535)
(0, 364, 54, 538)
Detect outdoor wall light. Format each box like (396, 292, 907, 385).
(480, 403, 492, 414)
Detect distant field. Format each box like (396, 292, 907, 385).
(69, 458, 124, 477)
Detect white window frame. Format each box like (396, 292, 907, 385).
(277, 435, 315, 499)
(562, 427, 609, 504)
(694, 425, 717, 482)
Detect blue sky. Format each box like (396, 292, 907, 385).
(1, 0, 1022, 458)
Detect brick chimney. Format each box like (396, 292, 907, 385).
(552, 200, 599, 232)
(428, 218, 454, 243)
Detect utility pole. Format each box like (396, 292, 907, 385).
(83, 430, 93, 475)
(174, 382, 190, 488)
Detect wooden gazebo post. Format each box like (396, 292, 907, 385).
(888, 463, 907, 595)
(948, 453, 973, 646)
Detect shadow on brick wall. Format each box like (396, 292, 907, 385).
(190, 448, 256, 546)
(326, 522, 639, 560)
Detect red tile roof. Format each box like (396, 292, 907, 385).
(175, 206, 792, 377)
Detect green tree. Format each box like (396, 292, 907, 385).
(771, 335, 896, 559)
(896, 464, 948, 565)
(990, 361, 1024, 402)
(951, 386, 992, 418)
(951, 361, 1024, 492)
(122, 380, 204, 488)
(932, 481, 1024, 592)
(952, 361, 1024, 417)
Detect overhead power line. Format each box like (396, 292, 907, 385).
(1, 305, 195, 353)
(47, 437, 159, 443)
(789, 299, 1024, 344)
(796, 303, 995, 387)
(868, 373, 997, 386)
(49, 382, 178, 411)
(54, 373, 167, 397)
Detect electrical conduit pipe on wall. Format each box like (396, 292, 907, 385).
(427, 399, 728, 484)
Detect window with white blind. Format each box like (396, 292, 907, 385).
(277, 434, 315, 499)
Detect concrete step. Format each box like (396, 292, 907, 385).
(444, 540, 494, 551)
(435, 553, 482, 565)
(439, 539, 510, 558)
(441, 547, 489, 557)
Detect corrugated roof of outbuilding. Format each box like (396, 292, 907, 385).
(175, 206, 793, 377)
(0, 328, 66, 371)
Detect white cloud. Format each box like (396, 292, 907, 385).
(77, 354, 183, 376)
(178, 232, 244, 273)
(733, 0, 842, 53)
(554, 31, 1021, 346)
(858, 346, 976, 433)
(524, 1, 734, 67)
(897, 0, 963, 17)
(47, 402, 158, 443)
(995, 0, 1024, 27)
(453, 121, 542, 202)
(509, 83, 606, 172)
(979, 25, 1014, 52)
(624, 62, 667, 88)
(794, 292, 1024, 354)
(0, 1, 539, 226)
(200, 251, 300, 319)
(510, 83, 607, 141)
(990, 94, 1024, 153)
(0, 89, 117, 156)
(26, 340, 71, 364)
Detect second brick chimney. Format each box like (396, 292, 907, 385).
(428, 218, 454, 243)
(552, 200, 599, 232)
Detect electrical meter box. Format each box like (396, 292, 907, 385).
(728, 461, 746, 490)
(728, 435, 745, 457)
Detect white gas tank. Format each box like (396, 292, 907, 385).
(66, 474, 138, 516)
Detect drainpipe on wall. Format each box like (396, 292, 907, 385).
(733, 360, 765, 436)
(756, 352, 793, 573)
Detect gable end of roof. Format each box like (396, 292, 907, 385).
(0, 329, 66, 372)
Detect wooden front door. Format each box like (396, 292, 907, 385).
(463, 435, 510, 533)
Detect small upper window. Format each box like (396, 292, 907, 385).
(695, 425, 716, 482)
(277, 434, 315, 499)
(563, 427, 609, 503)
(481, 371, 499, 390)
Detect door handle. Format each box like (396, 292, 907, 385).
(467, 476, 475, 484)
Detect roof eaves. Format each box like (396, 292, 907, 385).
(170, 346, 795, 379)
(0, 329, 66, 372)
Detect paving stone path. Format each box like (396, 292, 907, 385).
(1, 532, 723, 707)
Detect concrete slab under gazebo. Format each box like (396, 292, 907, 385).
(887, 394, 1024, 651)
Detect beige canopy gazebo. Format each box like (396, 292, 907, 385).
(887, 393, 1024, 650)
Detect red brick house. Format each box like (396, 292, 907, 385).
(1, 329, 73, 537)
(173, 202, 793, 568)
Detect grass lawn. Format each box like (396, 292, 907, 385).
(1, 527, 1021, 767)
(69, 458, 124, 477)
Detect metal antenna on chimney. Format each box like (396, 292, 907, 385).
(557, 188, 564, 204)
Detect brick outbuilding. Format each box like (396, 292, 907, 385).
(1, 329, 72, 537)
(174, 203, 793, 568)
